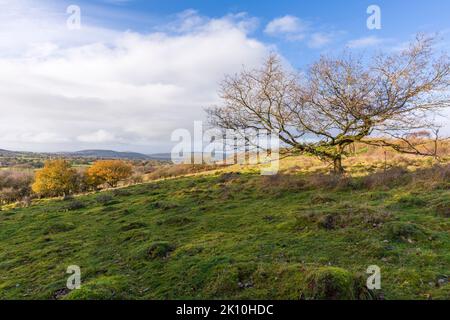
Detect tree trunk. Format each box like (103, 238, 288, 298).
(333, 156, 344, 174)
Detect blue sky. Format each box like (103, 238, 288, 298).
(65, 0, 450, 65)
(0, 0, 449, 152)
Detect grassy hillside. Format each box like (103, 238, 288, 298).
(0, 160, 449, 299)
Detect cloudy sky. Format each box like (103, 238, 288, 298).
(0, 0, 449, 153)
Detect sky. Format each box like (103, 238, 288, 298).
(0, 0, 449, 153)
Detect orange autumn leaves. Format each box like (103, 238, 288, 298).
(32, 160, 78, 197)
(86, 160, 133, 188)
(32, 159, 132, 197)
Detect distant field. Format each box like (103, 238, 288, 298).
(0, 158, 448, 299)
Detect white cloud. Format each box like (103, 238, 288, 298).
(308, 32, 333, 48)
(265, 16, 342, 47)
(0, 2, 270, 152)
(346, 36, 386, 48)
(264, 15, 307, 40)
(77, 130, 118, 143)
(167, 10, 259, 34)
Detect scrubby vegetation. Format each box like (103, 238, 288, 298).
(0, 156, 225, 206)
(0, 155, 448, 299)
(0, 170, 33, 205)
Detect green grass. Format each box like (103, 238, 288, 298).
(0, 171, 449, 300)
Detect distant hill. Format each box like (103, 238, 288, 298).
(0, 148, 225, 162)
(0, 149, 17, 156)
(62, 150, 151, 160)
(0, 149, 35, 157)
(146, 153, 172, 160)
(0, 148, 171, 161)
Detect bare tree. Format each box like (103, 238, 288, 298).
(207, 35, 450, 173)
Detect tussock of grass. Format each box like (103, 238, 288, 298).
(44, 223, 76, 235)
(62, 200, 86, 211)
(95, 194, 114, 205)
(384, 222, 428, 242)
(146, 241, 175, 259)
(303, 267, 374, 300)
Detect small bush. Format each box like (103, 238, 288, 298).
(147, 241, 175, 259)
(112, 189, 132, 197)
(95, 194, 114, 205)
(63, 200, 86, 211)
(128, 173, 143, 184)
(87, 160, 133, 188)
(360, 167, 410, 189)
(410, 164, 450, 189)
(32, 160, 79, 197)
(0, 169, 33, 204)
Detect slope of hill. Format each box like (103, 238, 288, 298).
(0, 163, 448, 300)
(61, 150, 151, 160)
(0, 149, 36, 157)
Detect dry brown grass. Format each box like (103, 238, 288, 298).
(143, 164, 226, 181)
(252, 163, 450, 194)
